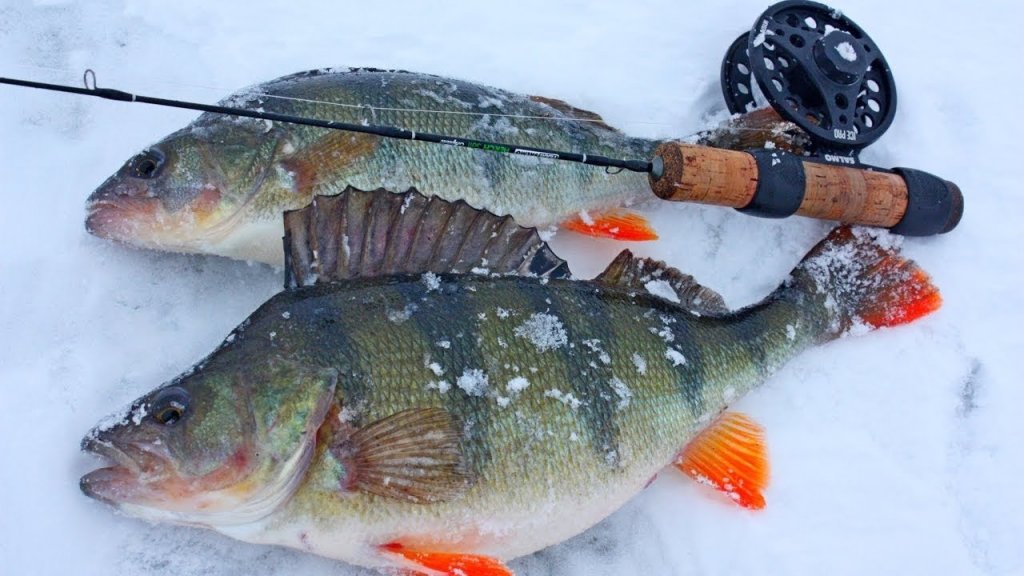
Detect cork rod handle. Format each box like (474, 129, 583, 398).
(649, 142, 963, 236)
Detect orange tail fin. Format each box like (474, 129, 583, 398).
(859, 264, 941, 328)
(788, 226, 941, 334)
(675, 412, 769, 509)
(382, 543, 513, 576)
(562, 209, 658, 241)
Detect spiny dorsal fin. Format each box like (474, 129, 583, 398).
(330, 408, 471, 504)
(529, 95, 616, 132)
(596, 249, 727, 316)
(283, 187, 571, 288)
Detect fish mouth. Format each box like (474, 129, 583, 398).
(85, 196, 161, 243)
(80, 435, 169, 506)
(85, 183, 255, 257)
(84, 195, 220, 254)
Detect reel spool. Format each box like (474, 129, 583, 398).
(721, 0, 896, 153)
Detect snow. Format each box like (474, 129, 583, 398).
(422, 271, 441, 292)
(506, 376, 531, 395)
(631, 352, 648, 376)
(665, 348, 688, 367)
(643, 279, 681, 303)
(428, 380, 452, 394)
(544, 388, 583, 410)
(455, 368, 489, 396)
(835, 41, 858, 62)
(514, 312, 568, 352)
(0, 1, 1021, 575)
(609, 377, 632, 409)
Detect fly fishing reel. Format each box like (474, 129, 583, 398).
(721, 0, 896, 155)
(651, 0, 961, 236)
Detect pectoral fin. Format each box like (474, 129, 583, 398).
(331, 408, 470, 504)
(280, 131, 379, 193)
(381, 543, 513, 576)
(674, 411, 769, 509)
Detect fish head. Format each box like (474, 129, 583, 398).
(80, 359, 337, 527)
(85, 115, 287, 260)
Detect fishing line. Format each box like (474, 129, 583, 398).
(6, 63, 702, 132)
(1, 70, 653, 173)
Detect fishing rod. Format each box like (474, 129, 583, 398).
(0, 72, 650, 175)
(0, 1, 962, 236)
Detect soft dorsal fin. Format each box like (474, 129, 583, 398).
(596, 250, 727, 316)
(283, 187, 571, 288)
(529, 95, 616, 132)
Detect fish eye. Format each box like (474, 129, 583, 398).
(151, 386, 190, 426)
(129, 149, 165, 180)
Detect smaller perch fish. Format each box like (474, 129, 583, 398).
(85, 68, 665, 264)
(80, 225, 940, 575)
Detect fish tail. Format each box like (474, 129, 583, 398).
(783, 225, 941, 340)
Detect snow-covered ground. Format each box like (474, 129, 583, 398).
(1, 1, 1020, 574)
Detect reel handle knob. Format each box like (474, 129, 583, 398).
(649, 142, 962, 235)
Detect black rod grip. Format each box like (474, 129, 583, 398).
(889, 168, 964, 235)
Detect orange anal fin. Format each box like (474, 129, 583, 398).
(382, 543, 513, 576)
(562, 209, 658, 241)
(674, 411, 769, 510)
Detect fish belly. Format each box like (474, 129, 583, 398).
(230, 470, 655, 568)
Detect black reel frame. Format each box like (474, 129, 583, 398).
(721, 0, 897, 160)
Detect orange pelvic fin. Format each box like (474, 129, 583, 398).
(674, 411, 769, 510)
(382, 543, 513, 576)
(562, 209, 658, 241)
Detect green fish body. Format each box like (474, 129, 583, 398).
(85, 68, 659, 264)
(81, 227, 940, 573)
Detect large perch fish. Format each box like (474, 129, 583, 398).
(85, 67, 668, 265)
(80, 195, 940, 575)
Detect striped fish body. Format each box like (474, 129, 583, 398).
(81, 228, 941, 573)
(85, 68, 658, 264)
(218, 272, 818, 564)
